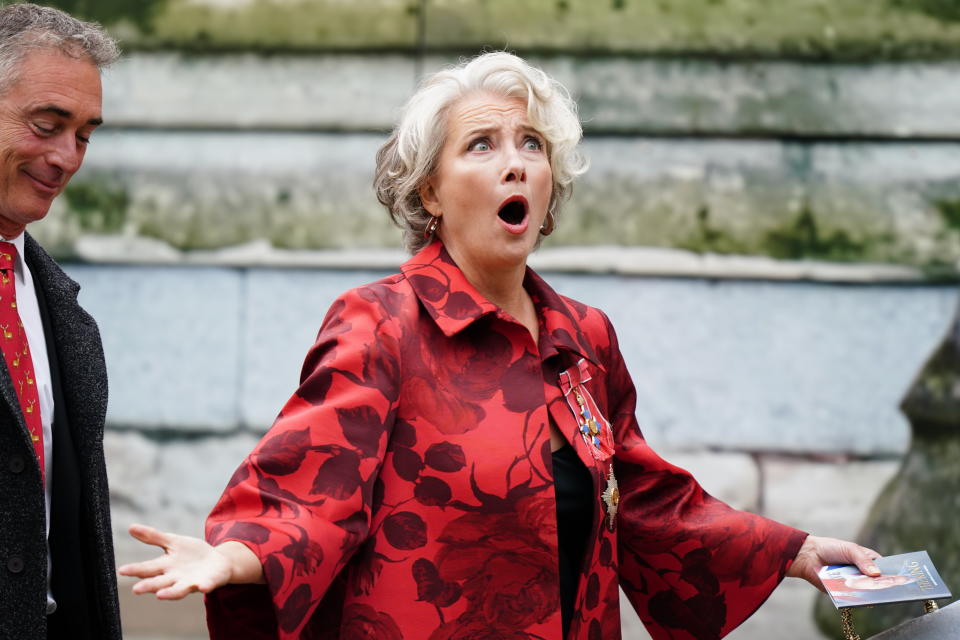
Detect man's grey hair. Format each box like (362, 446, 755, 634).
(0, 2, 119, 95)
(374, 52, 588, 254)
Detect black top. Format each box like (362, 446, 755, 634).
(552, 442, 595, 638)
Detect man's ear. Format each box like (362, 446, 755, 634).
(419, 179, 441, 217)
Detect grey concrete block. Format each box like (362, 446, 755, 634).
(729, 579, 827, 640)
(103, 53, 960, 138)
(67, 265, 243, 431)
(46, 131, 395, 252)
(108, 430, 261, 565)
(239, 268, 390, 431)
(657, 450, 760, 512)
(762, 458, 902, 539)
(104, 53, 416, 130)
(76, 264, 958, 452)
(547, 274, 956, 455)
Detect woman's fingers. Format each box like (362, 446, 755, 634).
(121, 525, 246, 600)
(849, 545, 882, 576)
(156, 580, 201, 600)
(790, 535, 886, 589)
(117, 556, 170, 578)
(131, 573, 177, 595)
(127, 523, 173, 550)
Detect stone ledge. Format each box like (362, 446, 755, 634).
(72, 236, 931, 283)
(45, 132, 960, 270)
(75, 0, 960, 60)
(102, 53, 960, 139)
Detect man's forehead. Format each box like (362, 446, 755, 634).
(6, 49, 102, 117)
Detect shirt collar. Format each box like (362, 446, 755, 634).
(401, 240, 603, 368)
(0, 232, 27, 275)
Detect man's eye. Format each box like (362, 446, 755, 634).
(33, 123, 55, 134)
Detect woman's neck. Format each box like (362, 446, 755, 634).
(450, 250, 539, 343)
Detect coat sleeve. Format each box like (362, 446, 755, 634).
(204, 285, 402, 639)
(601, 315, 808, 640)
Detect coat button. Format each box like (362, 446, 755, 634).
(7, 556, 24, 573)
(8, 456, 24, 474)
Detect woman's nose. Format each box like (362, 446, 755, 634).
(501, 147, 527, 184)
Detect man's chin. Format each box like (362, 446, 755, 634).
(0, 199, 53, 236)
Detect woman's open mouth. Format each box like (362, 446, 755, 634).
(497, 197, 529, 233)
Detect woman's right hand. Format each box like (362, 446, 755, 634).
(117, 523, 263, 599)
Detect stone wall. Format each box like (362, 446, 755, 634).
(19, 0, 960, 637)
(68, 262, 953, 638)
(25, 52, 960, 274)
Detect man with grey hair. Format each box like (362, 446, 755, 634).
(0, 3, 121, 638)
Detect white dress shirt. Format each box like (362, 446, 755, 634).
(2, 233, 56, 614)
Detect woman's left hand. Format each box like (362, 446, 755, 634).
(787, 534, 882, 591)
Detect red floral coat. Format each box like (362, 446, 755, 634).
(204, 240, 807, 640)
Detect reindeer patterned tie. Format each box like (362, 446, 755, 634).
(0, 242, 43, 484)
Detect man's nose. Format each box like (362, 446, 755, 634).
(45, 134, 84, 176)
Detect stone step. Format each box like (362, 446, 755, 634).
(71, 0, 960, 60)
(45, 130, 960, 269)
(72, 263, 956, 453)
(103, 53, 960, 138)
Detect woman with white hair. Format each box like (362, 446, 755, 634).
(121, 52, 881, 640)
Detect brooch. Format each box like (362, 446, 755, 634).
(601, 464, 619, 531)
(573, 388, 602, 448)
(559, 358, 614, 462)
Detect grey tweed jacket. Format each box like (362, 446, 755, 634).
(0, 234, 120, 639)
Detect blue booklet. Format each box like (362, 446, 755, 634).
(819, 550, 952, 609)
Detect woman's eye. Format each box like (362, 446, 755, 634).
(469, 139, 491, 152)
(523, 137, 543, 151)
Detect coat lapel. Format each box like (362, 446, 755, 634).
(23, 234, 107, 453)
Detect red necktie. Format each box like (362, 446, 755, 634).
(0, 242, 43, 484)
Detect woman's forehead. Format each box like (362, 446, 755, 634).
(447, 93, 532, 133)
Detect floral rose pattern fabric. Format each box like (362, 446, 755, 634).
(205, 241, 807, 639)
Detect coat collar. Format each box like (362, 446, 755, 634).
(401, 240, 603, 368)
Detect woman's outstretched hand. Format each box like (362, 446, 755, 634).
(117, 523, 263, 599)
(787, 534, 882, 591)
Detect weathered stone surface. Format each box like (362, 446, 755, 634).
(103, 53, 417, 130)
(70, 265, 243, 431)
(899, 299, 960, 433)
(729, 579, 827, 640)
(553, 274, 954, 454)
(240, 268, 387, 430)
(102, 53, 960, 138)
(107, 430, 260, 637)
(118, 582, 207, 639)
(107, 430, 261, 565)
(762, 458, 901, 540)
(65, 0, 960, 59)
(815, 301, 960, 637)
(66, 261, 956, 449)
(657, 450, 760, 512)
(38, 132, 960, 271)
(620, 581, 832, 639)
